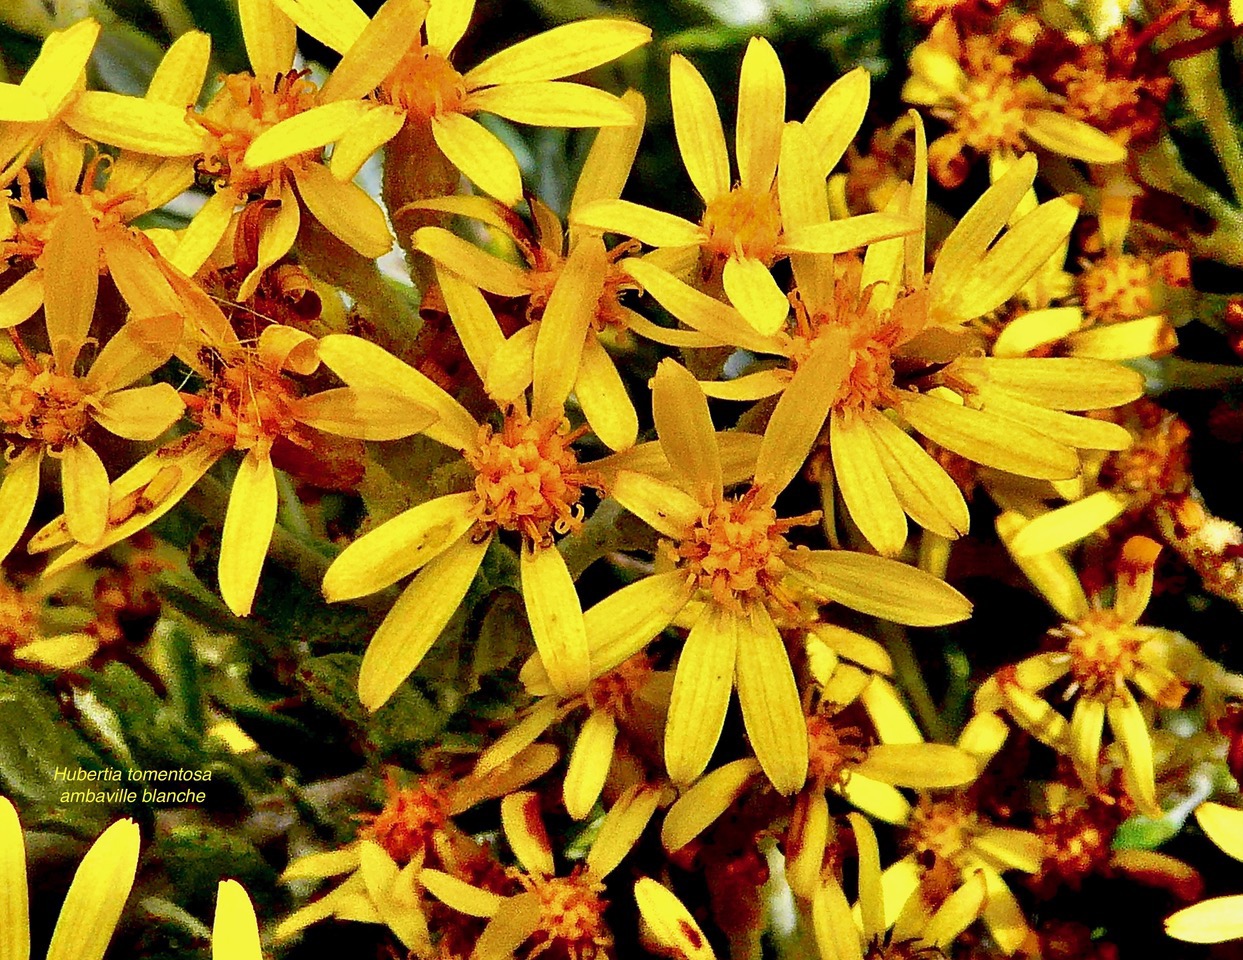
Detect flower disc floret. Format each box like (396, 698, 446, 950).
(1054, 612, 1146, 700)
(805, 713, 867, 787)
(515, 869, 612, 960)
(383, 46, 468, 121)
(357, 777, 451, 867)
(906, 796, 979, 870)
(1078, 254, 1152, 324)
(194, 71, 320, 195)
(700, 185, 782, 264)
(586, 654, 653, 719)
(193, 359, 302, 453)
(466, 410, 594, 544)
(1, 359, 90, 448)
(0, 581, 37, 650)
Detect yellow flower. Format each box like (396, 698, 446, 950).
(902, 17, 1126, 186)
(0, 571, 105, 671)
(319, 239, 621, 708)
(809, 812, 987, 960)
(976, 531, 1201, 814)
(627, 144, 1142, 558)
(408, 91, 652, 451)
(257, 0, 650, 207)
(479, 650, 663, 821)
(539, 357, 971, 795)
(1165, 802, 1243, 943)
(212, 880, 262, 960)
(0, 796, 141, 960)
(276, 750, 557, 946)
(421, 787, 658, 959)
(31, 286, 431, 618)
(0, 19, 205, 187)
(0, 206, 185, 563)
(572, 43, 916, 334)
(172, 0, 395, 294)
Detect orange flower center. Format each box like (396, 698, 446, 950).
(905, 795, 980, 870)
(1, 358, 90, 448)
(0, 580, 38, 649)
(384, 46, 468, 121)
(1099, 403, 1190, 510)
(4, 168, 133, 264)
(675, 488, 815, 613)
(586, 653, 654, 719)
(193, 71, 321, 196)
(1078, 254, 1152, 324)
(805, 713, 867, 787)
(948, 42, 1041, 154)
(1055, 611, 1142, 699)
(700, 185, 782, 264)
(358, 777, 452, 867)
(466, 410, 595, 544)
(193, 358, 301, 453)
(516, 870, 612, 960)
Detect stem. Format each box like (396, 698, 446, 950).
(878, 621, 949, 742)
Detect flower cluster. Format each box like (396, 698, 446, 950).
(1, 0, 1243, 957)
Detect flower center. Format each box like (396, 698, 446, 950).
(1099, 401, 1190, 510)
(586, 653, 653, 719)
(192, 357, 301, 453)
(700, 185, 782, 264)
(675, 488, 814, 613)
(0, 580, 38, 649)
(949, 42, 1040, 154)
(1054, 611, 1143, 699)
(516, 871, 612, 960)
(358, 777, 452, 867)
(905, 796, 979, 871)
(384, 46, 468, 122)
(193, 71, 321, 196)
(805, 713, 867, 787)
(466, 410, 594, 544)
(1, 358, 90, 448)
(1078, 254, 1152, 324)
(4, 169, 131, 264)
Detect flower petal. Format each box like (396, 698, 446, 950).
(563, 709, 617, 820)
(1007, 492, 1128, 557)
(358, 534, 490, 711)
(532, 236, 608, 418)
(575, 331, 638, 452)
(661, 758, 760, 852)
(61, 440, 110, 546)
(1165, 894, 1243, 944)
(467, 82, 638, 127)
(430, 112, 523, 207)
(1107, 687, 1158, 815)
(735, 37, 784, 192)
(330, 105, 406, 181)
(1195, 803, 1243, 862)
(500, 792, 554, 876)
(781, 212, 918, 255)
(320, 0, 423, 101)
(957, 357, 1144, 411)
(570, 89, 646, 221)
(521, 543, 590, 696)
(1024, 109, 1127, 164)
(271, 0, 370, 52)
(587, 784, 660, 879)
(722, 256, 787, 335)
(634, 878, 715, 960)
(212, 880, 262, 960)
(865, 410, 969, 540)
(669, 53, 729, 203)
(0, 270, 44, 330)
(218, 450, 278, 617)
(62, 92, 203, 154)
(795, 550, 973, 626)
(0, 798, 29, 960)
(571, 198, 704, 248)
(292, 387, 436, 441)
(294, 162, 393, 258)
(45, 819, 140, 960)
(735, 604, 807, 795)
(831, 410, 907, 557)
(652, 358, 722, 503)
(425, 0, 474, 52)
(465, 19, 649, 87)
(43, 199, 98, 372)
(666, 605, 739, 785)
(803, 65, 870, 176)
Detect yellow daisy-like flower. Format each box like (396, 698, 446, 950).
(809, 812, 987, 960)
(259, 0, 650, 207)
(318, 239, 617, 708)
(421, 787, 658, 959)
(0, 207, 185, 563)
(572, 42, 916, 334)
(902, 17, 1126, 186)
(976, 529, 1197, 814)
(30, 279, 432, 618)
(171, 0, 396, 294)
(1165, 802, 1243, 943)
(0, 796, 141, 960)
(555, 357, 971, 794)
(0, 18, 204, 187)
(478, 650, 663, 821)
(629, 143, 1143, 558)
(212, 880, 262, 960)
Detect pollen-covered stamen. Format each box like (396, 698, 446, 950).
(0, 580, 38, 650)
(585, 653, 654, 720)
(790, 262, 925, 414)
(945, 40, 1041, 155)
(1, 357, 91, 448)
(805, 712, 868, 787)
(1052, 611, 1187, 708)
(357, 775, 453, 867)
(1098, 401, 1191, 510)
(513, 868, 613, 960)
(193, 70, 321, 195)
(191, 356, 303, 454)
(700, 185, 782, 265)
(383, 45, 468, 121)
(466, 409, 596, 545)
(3, 166, 135, 264)
(675, 487, 817, 613)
